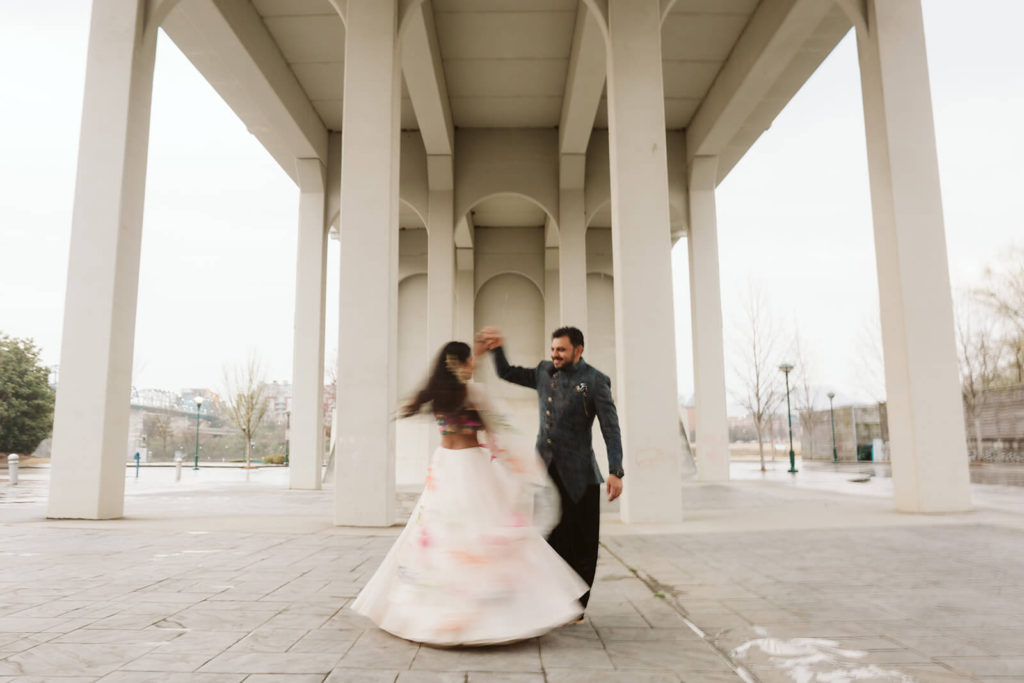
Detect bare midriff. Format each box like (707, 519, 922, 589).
(440, 433, 482, 450)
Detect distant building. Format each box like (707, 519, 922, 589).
(964, 384, 1024, 463)
(264, 381, 293, 424)
(802, 403, 889, 462)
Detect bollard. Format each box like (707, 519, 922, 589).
(7, 453, 18, 486)
(174, 453, 183, 482)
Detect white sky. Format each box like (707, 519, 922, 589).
(1, 1, 1022, 414)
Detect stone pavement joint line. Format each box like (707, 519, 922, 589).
(598, 539, 757, 683)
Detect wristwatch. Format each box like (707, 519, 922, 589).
(611, 467, 624, 478)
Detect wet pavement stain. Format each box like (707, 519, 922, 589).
(732, 631, 916, 682)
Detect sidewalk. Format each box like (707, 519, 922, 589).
(1, 465, 1022, 682)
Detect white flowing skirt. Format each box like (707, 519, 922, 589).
(351, 446, 587, 646)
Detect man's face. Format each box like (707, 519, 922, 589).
(551, 336, 583, 369)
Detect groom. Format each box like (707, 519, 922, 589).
(478, 325, 623, 614)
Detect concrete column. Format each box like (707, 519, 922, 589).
(427, 185, 455, 351)
(290, 158, 328, 490)
(559, 154, 588, 333)
(455, 248, 474, 344)
(335, 0, 401, 526)
(857, 0, 971, 512)
(605, 0, 684, 522)
(47, 1, 156, 520)
(687, 156, 730, 482)
(545, 247, 560, 336)
(426, 180, 454, 460)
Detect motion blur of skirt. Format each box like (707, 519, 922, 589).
(350, 446, 587, 646)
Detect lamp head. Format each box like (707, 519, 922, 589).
(194, 395, 204, 406)
(827, 391, 836, 400)
(778, 362, 794, 374)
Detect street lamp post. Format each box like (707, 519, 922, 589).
(827, 391, 838, 464)
(193, 395, 204, 470)
(778, 363, 797, 473)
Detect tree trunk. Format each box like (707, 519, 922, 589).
(975, 416, 983, 461)
(756, 425, 766, 472)
(244, 430, 251, 468)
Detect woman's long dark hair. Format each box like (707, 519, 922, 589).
(401, 341, 471, 418)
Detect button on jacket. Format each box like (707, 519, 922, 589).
(492, 345, 623, 503)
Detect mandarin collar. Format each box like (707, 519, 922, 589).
(555, 357, 587, 377)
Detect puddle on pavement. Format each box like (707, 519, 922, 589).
(732, 629, 915, 682)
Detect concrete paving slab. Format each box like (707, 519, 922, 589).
(3, 464, 1024, 681)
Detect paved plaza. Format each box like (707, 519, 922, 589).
(1, 463, 1023, 682)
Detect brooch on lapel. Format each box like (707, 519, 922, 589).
(576, 382, 592, 417)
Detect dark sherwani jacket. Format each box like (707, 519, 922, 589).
(492, 346, 623, 503)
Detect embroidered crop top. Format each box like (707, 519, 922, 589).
(436, 408, 483, 436)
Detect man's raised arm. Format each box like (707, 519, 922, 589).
(478, 327, 536, 389)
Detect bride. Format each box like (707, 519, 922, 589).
(350, 339, 587, 646)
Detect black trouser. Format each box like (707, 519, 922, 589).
(546, 464, 600, 609)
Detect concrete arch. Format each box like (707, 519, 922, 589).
(325, 199, 426, 238)
(397, 273, 428, 396)
(463, 191, 559, 237)
(474, 273, 546, 402)
(143, 0, 183, 44)
(398, 0, 427, 38)
(475, 270, 544, 299)
(325, 1, 422, 41)
(586, 198, 610, 230)
(454, 129, 560, 228)
(585, 198, 686, 236)
(400, 197, 428, 232)
(580, 0, 609, 45)
(576, 0, 678, 44)
(327, 0, 347, 28)
(660, 0, 680, 24)
(395, 271, 430, 487)
(398, 271, 426, 286)
(586, 270, 616, 382)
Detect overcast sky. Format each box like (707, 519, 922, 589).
(1, 1, 1022, 414)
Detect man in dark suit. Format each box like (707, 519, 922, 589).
(478, 325, 623, 616)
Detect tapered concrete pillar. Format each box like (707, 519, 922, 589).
(290, 158, 328, 490)
(687, 156, 730, 482)
(427, 184, 455, 351)
(455, 247, 474, 345)
(605, 0, 684, 522)
(857, 0, 970, 512)
(559, 154, 587, 333)
(335, 0, 401, 526)
(48, 2, 156, 520)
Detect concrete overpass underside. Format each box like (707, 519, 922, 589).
(49, 0, 971, 524)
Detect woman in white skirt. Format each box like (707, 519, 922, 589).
(350, 339, 587, 646)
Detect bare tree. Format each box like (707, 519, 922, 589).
(144, 412, 175, 459)
(976, 246, 1024, 383)
(733, 286, 783, 472)
(223, 353, 270, 468)
(955, 291, 1004, 458)
(791, 327, 819, 459)
(856, 313, 887, 403)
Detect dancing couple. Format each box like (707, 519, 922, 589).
(351, 326, 624, 645)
